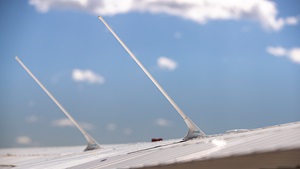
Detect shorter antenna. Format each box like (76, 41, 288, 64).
(15, 56, 100, 151)
(98, 16, 205, 141)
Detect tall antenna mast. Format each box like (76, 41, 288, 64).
(15, 56, 100, 151)
(98, 16, 205, 141)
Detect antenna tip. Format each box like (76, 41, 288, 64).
(98, 16, 103, 19)
(15, 56, 19, 60)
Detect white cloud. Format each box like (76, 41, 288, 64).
(52, 118, 94, 130)
(29, 0, 298, 31)
(267, 46, 300, 64)
(155, 118, 171, 127)
(79, 122, 94, 130)
(285, 16, 298, 25)
(174, 32, 182, 39)
(51, 76, 59, 84)
(72, 69, 105, 84)
(16, 136, 32, 145)
(266, 46, 287, 57)
(26, 115, 38, 123)
(124, 128, 132, 135)
(157, 57, 177, 71)
(27, 100, 35, 108)
(51, 73, 65, 85)
(106, 123, 117, 131)
(52, 118, 73, 127)
(289, 48, 300, 64)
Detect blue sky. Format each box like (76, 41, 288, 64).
(0, 0, 300, 148)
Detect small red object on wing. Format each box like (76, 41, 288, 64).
(151, 138, 163, 142)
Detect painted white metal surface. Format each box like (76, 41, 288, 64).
(1, 121, 299, 169)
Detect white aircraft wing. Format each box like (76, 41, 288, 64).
(1, 121, 300, 168)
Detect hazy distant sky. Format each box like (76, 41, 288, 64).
(0, 0, 300, 148)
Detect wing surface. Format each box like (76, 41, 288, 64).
(1, 122, 299, 169)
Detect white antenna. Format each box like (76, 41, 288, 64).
(98, 16, 205, 141)
(15, 56, 100, 151)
